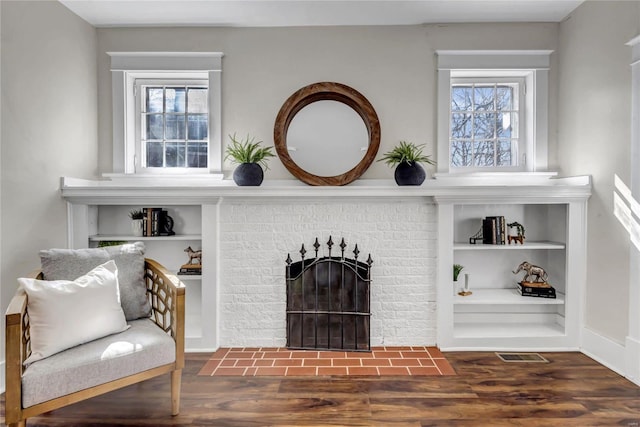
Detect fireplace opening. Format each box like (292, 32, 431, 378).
(286, 236, 372, 352)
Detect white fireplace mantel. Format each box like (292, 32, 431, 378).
(61, 175, 591, 205)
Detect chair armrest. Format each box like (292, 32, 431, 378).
(144, 258, 186, 369)
(5, 270, 41, 421)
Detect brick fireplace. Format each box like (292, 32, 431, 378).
(217, 199, 437, 348)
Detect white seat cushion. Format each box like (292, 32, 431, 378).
(21, 319, 175, 408)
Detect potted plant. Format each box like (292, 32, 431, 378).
(129, 209, 144, 237)
(453, 264, 464, 295)
(225, 133, 275, 186)
(378, 141, 436, 186)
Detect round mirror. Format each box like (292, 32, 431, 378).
(274, 82, 381, 186)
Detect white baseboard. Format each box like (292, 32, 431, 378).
(581, 327, 627, 378)
(625, 336, 640, 386)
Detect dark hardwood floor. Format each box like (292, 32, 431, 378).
(3, 352, 640, 426)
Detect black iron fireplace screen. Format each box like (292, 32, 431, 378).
(286, 237, 372, 351)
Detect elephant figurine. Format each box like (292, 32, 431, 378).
(512, 261, 548, 283)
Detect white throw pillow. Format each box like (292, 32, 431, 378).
(19, 260, 129, 365)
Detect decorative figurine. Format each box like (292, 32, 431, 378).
(512, 261, 548, 283)
(507, 221, 525, 245)
(512, 261, 556, 298)
(180, 246, 202, 275)
(184, 246, 202, 265)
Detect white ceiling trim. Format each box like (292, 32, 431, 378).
(59, 0, 584, 28)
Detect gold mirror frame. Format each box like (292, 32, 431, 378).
(274, 82, 381, 186)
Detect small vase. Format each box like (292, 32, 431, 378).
(394, 162, 426, 186)
(453, 280, 460, 296)
(233, 163, 264, 186)
(131, 219, 143, 237)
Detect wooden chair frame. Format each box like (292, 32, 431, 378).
(5, 258, 185, 427)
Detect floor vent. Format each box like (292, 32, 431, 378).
(496, 352, 549, 363)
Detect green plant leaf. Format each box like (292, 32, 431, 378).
(378, 141, 436, 168)
(225, 133, 276, 170)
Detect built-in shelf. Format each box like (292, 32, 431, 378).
(177, 274, 202, 280)
(454, 288, 565, 305)
(61, 175, 590, 352)
(89, 234, 202, 242)
(454, 241, 565, 250)
(454, 322, 565, 338)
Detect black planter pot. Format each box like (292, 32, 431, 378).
(394, 162, 426, 186)
(233, 163, 264, 186)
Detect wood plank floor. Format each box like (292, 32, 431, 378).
(2, 351, 640, 426)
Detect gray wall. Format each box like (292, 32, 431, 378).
(96, 23, 558, 178)
(0, 0, 98, 370)
(557, 1, 640, 343)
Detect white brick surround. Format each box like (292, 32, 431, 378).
(218, 199, 437, 348)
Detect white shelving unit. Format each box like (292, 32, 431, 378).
(436, 188, 590, 351)
(61, 175, 590, 353)
(454, 241, 565, 250)
(89, 234, 202, 242)
(454, 288, 565, 305)
(67, 202, 212, 351)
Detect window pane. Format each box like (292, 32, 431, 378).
(496, 86, 513, 111)
(165, 115, 186, 140)
(187, 142, 208, 168)
(497, 139, 513, 166)
(165, 88, 186, 113)
(451, 140, 472, 167)
(141, 84, 209, 170)
(146, 141, 163, 167)
(187, 115, 208, 140)
(165, 142, 186, 167)
(146, 88, 163, 113)
(497, 112, 516, 138)
(473, 113, 496, 139)
(451, 113, 472, 138)
(474, 86, 495, 111)
(451, 86, 472, 111)
(473, 141, 495, 167)
(188, 88, 207, 113)
(145, 114, 163, 140)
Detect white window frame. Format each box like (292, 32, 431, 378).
(436, 50, 552, 175)
(108, 52, 223, 176)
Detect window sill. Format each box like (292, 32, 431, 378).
(433, 171, 558, 186)
(101, 172, 224, 185)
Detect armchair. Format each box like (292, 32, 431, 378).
(5, 258, 185, 427)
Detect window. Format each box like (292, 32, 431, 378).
(450, 78, 524, 170)
(109, 52, 223, 176)
(436, 50, 552, 175)
(137, 82, 209, 170)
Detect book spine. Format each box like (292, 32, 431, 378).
(499, 216, 506, 245)
(487, 216, 498, 244)
(516, 283, 556, 298)
(151, 209, 160, 236)
(142, 208, 148, 236)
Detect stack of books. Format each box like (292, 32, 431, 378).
(516, 281, 556, 299)
(142, 207, 175, 237)
(482, 216, 506, 245)
(179, 264, 202, 275)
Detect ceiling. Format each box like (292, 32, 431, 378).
(59, 0, 584, 28)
